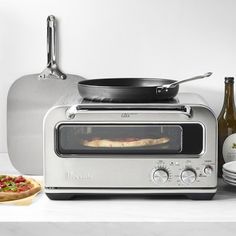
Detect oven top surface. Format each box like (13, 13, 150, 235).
(78, 93, 207, 107)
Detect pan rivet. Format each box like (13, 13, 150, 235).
(68, 114, 75, 119)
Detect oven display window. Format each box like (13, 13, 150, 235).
(56, 124, 184, 155)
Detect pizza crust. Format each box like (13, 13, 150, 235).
(0, 178, 41, 202)
(83, 137, 170, 148)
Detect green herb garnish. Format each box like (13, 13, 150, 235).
(2, 186, 17, 192)
(0, 175, 6, 180)
(2, 181, 17, 192)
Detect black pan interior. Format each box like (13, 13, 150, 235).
(79, 78, 177, 88)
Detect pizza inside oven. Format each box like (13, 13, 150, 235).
(82, 137, 170, 148)
(0, 175, 41, 202)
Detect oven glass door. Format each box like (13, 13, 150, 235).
(56, 124, 183, 155)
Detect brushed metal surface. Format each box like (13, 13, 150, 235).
(7, 75, 83, 175)
(44, 96, 218, 195)
(152, 169, 169, 184)
(181, 169, 197, 184)
(7, 15, 84, 175)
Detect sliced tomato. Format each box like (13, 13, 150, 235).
(1, 176, 13, 182)
(0, 182, 6, 188)
(14, 176, 26, 183)
(18, 185, 31, 192)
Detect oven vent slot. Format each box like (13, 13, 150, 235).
(66, 105, 192, 119)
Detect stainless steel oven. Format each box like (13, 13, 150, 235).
(44, 93, 217, 200)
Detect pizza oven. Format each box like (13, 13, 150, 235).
(43, 93, 218, 200)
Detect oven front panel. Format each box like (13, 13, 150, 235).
(44, 105, 217, 189)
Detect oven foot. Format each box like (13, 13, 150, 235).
(45, 193, 77, 200)
(186, 193, 216, 200)
(45, 192, 216, 200)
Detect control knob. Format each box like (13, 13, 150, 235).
(181, 169, 197, 184)
(153, 169, 169, 184)
(204, 166, 213, 176)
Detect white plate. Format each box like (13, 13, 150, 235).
(223, 174, 236, 183)
(223, 173, 236, 180)
(223, 178, 236, 187)
(223, 169, 236, 178)
(223, 161, 236, 173)
(223, 177, 236, 185)
(222, 134, 236, 163)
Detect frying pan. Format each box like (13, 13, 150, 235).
(78, 72, 212, 102)
(7, 16, 84, 175)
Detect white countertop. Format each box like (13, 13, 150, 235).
(0, 153, 236, 223)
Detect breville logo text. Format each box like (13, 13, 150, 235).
(121, 113, 130, 118)
(66, 171, 93, 181)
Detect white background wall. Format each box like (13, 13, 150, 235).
(0, 0, 236, 153)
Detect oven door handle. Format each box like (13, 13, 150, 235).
(66, 104, 192, 119)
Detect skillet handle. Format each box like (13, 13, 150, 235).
(156, 72, 212, 94)
(39, 15, 66, 80)
(167, 72, 212, 88)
